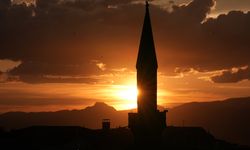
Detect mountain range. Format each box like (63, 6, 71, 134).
(0, 97, 249, 146)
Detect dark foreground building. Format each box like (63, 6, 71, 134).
(128, 1, 167, 143)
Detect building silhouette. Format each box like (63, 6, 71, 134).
(128, 1, 167, 142)
(102, 119, 111, 130)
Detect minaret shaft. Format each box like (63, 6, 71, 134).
(137, 1, 158, 115)
(137, 69, 157, 114)
(128, 1, 167, 139)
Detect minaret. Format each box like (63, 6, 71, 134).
(137, 0, 158, 115)
(128, 1, 167, 141)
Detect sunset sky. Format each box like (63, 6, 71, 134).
(0, 0, 250, 113)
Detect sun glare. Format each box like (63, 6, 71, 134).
(112, 85, 138, 110)
(116, 86, 138, 101)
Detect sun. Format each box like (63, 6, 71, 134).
(116, 85, 138, 101)
(111, 84, 139, 110)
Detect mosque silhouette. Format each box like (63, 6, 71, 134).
(128, 1, 167, 143)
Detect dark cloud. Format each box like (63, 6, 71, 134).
(10, 60, 104, 74)
(9, 74, 99, 84)
(200, 11, 250, 69)
(154, 0, 250, 75)
(0, 0, 250, 83)
(0, 0, 143, 83)
(5, 61, 103, 83)
(0, 0, 11, 8)
(211, 67, 250, 83)
(172, 0, 215, 23)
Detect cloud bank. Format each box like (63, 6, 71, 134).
(0, 0, 249, 83)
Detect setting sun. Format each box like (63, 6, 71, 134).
(111, 85, 138, 110)
(116, 86, 138, 101)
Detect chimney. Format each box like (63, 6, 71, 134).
(102, 119, 110, 130)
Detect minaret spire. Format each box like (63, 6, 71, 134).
(128, 1, 166, 141)
(136, 0, 158, 70)
(146, 0, 149, 8)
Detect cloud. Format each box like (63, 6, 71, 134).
(0, 0, 249, 83)
(96, 63, 106, 71)
(211, 66, 250, 83)
(0, 59, 21, 72)
(12, 0, 35, 6)
(9, 74, 100, 84)
(172, 0, 215, 23)
(7, 61, 103, 83)
(91, 60, 107, 71)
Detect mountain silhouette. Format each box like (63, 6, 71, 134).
(0, 102, 128, 129)
(0, 97, 250, 146)
(168, 97, 250, 146)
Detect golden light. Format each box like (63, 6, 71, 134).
(116, 86, 138, 101)
(111, 85, 139, 110)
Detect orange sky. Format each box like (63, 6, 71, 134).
(1, 68, 250, 112)
(0, 0, 250, 112)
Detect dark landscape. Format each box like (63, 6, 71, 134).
(1, 97, 250, 149)
(1, 125, 249, 150)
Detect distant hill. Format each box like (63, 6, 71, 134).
(0, 102, 129, 129)
(167, 97, 250, 146)
(0, 97, 250, 146)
